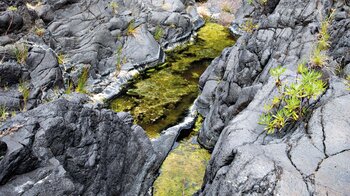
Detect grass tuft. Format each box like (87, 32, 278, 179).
(14, 44, 28, 64)
(76, 67, 89, 93)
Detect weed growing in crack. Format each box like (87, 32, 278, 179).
(240, 19, 258, 33)
(127, 20, 138, 36)
(346, 75, 350, 90)
(0, 105, 8, 121)
(259, 64, 326, 134)
(14, 44, 28, 64)
(115, 45, 123, 76)
(18, 81, 30, 111)
(154, 25, 164, 42)
(57, 53, 65, 64)
(109, 2, 119, 14)
(65, 80, 73, 94)
(35, 27, 45, 37)
(310, 48, 328, 68)
(76, 66, 89, 94)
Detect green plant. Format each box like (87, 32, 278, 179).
(0, 105, 8, 120)
(222, 4, 232, 13)
(7, 6, 18, 11)
(35, 27, 45, 37)
(76, 67, 89, 93)
(259, 0, 268, 5)
(346, 75, 350, 90)
(310, 48, 327, 68)
(18, 81, 30, 110)
(270, 65, 286, 88)
(259, 64, 326, 134)
(115, 45, 123, 76)
(127, 20, 137, 36)
(240, 19, 258, 33)
(65, 80, 73, 94)
(154, 25, 164, 41)
(109, 2, 119, 14)
(247, 0, 254, 5)
(14, 44, 28, 64)
(57, 53, 65, 64)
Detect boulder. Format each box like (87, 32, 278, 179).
(0, 96, 159, 195)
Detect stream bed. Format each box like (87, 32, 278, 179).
(110, 22, 235, 195)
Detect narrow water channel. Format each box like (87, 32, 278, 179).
(110, 22, 235, 195)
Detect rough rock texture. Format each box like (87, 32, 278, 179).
(0, 94, 160, 196)
(197, 0, 350, 195)
(0, 0, 203, 108)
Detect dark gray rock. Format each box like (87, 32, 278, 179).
(0, 11, 23, 34)
(0, 97, 160, 196)
(197, 0, 350, 195)
(26, 46, 63, 92)
(0, 61, 23, 86)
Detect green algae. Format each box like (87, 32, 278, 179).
(110, 22, 235, 138)
(168, 23, 234, 73)
(153, 116, 210, 196)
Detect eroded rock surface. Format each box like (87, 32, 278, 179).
(0, 94, 160, 196)
(197, 0, 350, 195)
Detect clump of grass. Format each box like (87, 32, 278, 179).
(57, 53, 65, 64)
(7, 6, 18, 11)
(310, 48, 327, 68)
(14, 44, 28, 64)
(127, 20, 138, 36)
(259, 64, 326, 134)
(0, 105, 8, 121)
(221, 4, 232, 13)
(154, 25, 164, 41)
(109, 2, 119, 14)
(240, 19, 259, 33)
(346, 75, 350, 90)
(65, 80, 73, 94)
(76, 67, 89, 93)
(115, 45, 123, 76)
(35, 27, 45, 37)
(18, 81, 30, 110)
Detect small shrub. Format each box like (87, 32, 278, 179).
(247, 0, 254, 5)
(18, 81, 30, 110)
(240, 19, 258, 33)
(259, 64, 326, 134)
(14, 44, 28, 64)
(76, 67, 89, 93)
(154, 25, 164, 41)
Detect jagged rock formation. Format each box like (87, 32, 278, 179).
(0, 94, 160, 195)
(196, 0, 350, 195)
(0, 0, 203, 109)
